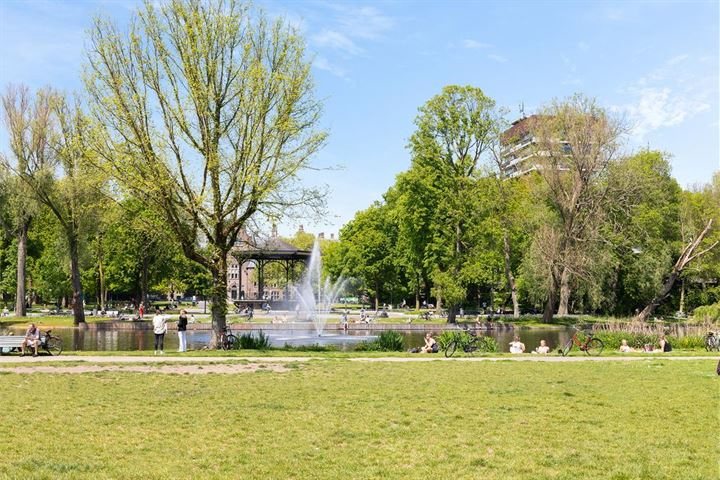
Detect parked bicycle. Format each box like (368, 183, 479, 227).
(445, 328, 490, 357)
(219, 325, 238, 350)
(41, 329, 63, 356)
(705, 331, 720, 352)
(559, 326, 604, 356)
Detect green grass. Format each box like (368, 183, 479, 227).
(0, 359, 716, 479)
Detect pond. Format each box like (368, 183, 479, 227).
(2, 325, 575, 353)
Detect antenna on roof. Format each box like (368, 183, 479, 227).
(519, 101, 526, 119)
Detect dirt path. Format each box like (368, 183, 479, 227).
(0, 355, 313, 364)
(0, 363, 294, 374)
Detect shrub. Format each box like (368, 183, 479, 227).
(692, 303, 720, 322)
(593, 332, 705, 350)
(376, 331, 404, 351)
(354, 331, 404, 352)
(238, 330, 270, 350)
(281, 343, 338, 352)
(436, 330, 498, 353)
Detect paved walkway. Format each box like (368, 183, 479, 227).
(0, 355, 716, 365)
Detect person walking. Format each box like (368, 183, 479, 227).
(152, 309, 167, 354)
(177, 309, 188, 352)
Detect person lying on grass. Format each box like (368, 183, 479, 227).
(21, 323, 40, 357)
(420, 333, 438, 353)
(619, 339, 634, 353)
(509, 336, 525, 354)
(532, 340, 550, 354)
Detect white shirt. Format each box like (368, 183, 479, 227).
(509, 341, 525, 354)
(152, 315, 167, 334)
(536, 345, 550, 354)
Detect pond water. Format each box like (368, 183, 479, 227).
(2, 326, 575, 353)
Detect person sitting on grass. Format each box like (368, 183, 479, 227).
(532, 339, 550, 354)
(657, 335, 672, 353)
(21, 323, 40, 357)
(619, 339, 634, 353)
(420, 333, 438, 353)
(509, 336, 525, 354)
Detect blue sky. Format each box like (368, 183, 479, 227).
(1, 0, 718, 236)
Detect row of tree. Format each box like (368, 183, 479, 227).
(323, 87, 719, 323)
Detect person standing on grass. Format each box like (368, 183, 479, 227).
(138, 302, 145, 319)
(177, 309, 188, 352)
(152, 309, 167, 354)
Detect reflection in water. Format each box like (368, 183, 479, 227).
(10, 326, 577, 353)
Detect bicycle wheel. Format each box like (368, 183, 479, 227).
(225, 334, 238, 350)
(45, 336, 63, 356)
(585, 338, 604, 356)
(444, 341, 457, 358)
(560, 340, 573, 357)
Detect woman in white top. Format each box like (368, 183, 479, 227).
(509, 336, 525, 354)
(533, 339, 550, 354)
(152, 310, 168, 354)
(619, 339, 633, 353)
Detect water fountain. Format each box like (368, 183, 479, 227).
(293, 239, 346, 336)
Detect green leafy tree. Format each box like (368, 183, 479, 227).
(405, 85, 496, 321)
(85, 0, 326, 343)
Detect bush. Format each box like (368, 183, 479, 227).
(436, 330, 498, 353)
(281, 343, 338, 352)
(354, 331, 404, 352)
(376, 331, 404, 351)
(238, 330, 270, 350)
(692, 303, 720, 322)
(593, 332, 705, 350)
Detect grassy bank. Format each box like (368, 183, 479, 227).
(0, 359, 716, 479)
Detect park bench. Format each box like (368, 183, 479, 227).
(0, 335, 28, 354)
(0, 331, 63, 356)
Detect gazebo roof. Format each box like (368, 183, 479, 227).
(231, 235, 311, 261)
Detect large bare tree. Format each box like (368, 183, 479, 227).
(84, 0, 326, 342)
(528, 95, 625, 322)
(1, 85, 53, 317)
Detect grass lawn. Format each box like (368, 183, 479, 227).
(0, 358, 716, 479)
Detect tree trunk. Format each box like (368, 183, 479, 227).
(209, 254, 229, 348)
(414, 274, 420, 310)
(140, 254, 149, 310)
(635, 271, 678, 322)
(375, 279, 380, 310)
(542, 290, 556, 324)
(98, 258, 106, 311)
(679, 278, 685, 314)
(14, 222, 28, 317)
(69, 238, 86, 325)
(447, 307, 456, 324)
(502, 231, 520, 318)
(557, 267, 571, 316)
(436, 291, 442, 312)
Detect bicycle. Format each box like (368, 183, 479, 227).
(559, 326, 604, 356)
(219, 325, 238, 350)
(705, 332, 720, 352)
(444, 328, 485, 358)
(41, 329, 63, 356)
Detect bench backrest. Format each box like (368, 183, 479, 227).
(0, 336, 28, 347)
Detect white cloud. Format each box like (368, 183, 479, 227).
(488, 53, 508, 63)
(313, 56, 347, 79)
(617, 55, 713, 138)
(463, 39, 491, 49)
(577, 41, 589, 52)
(333, 5, 394, 40)
(624, 87, 709, 137)
(312, 30, 363, 56)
